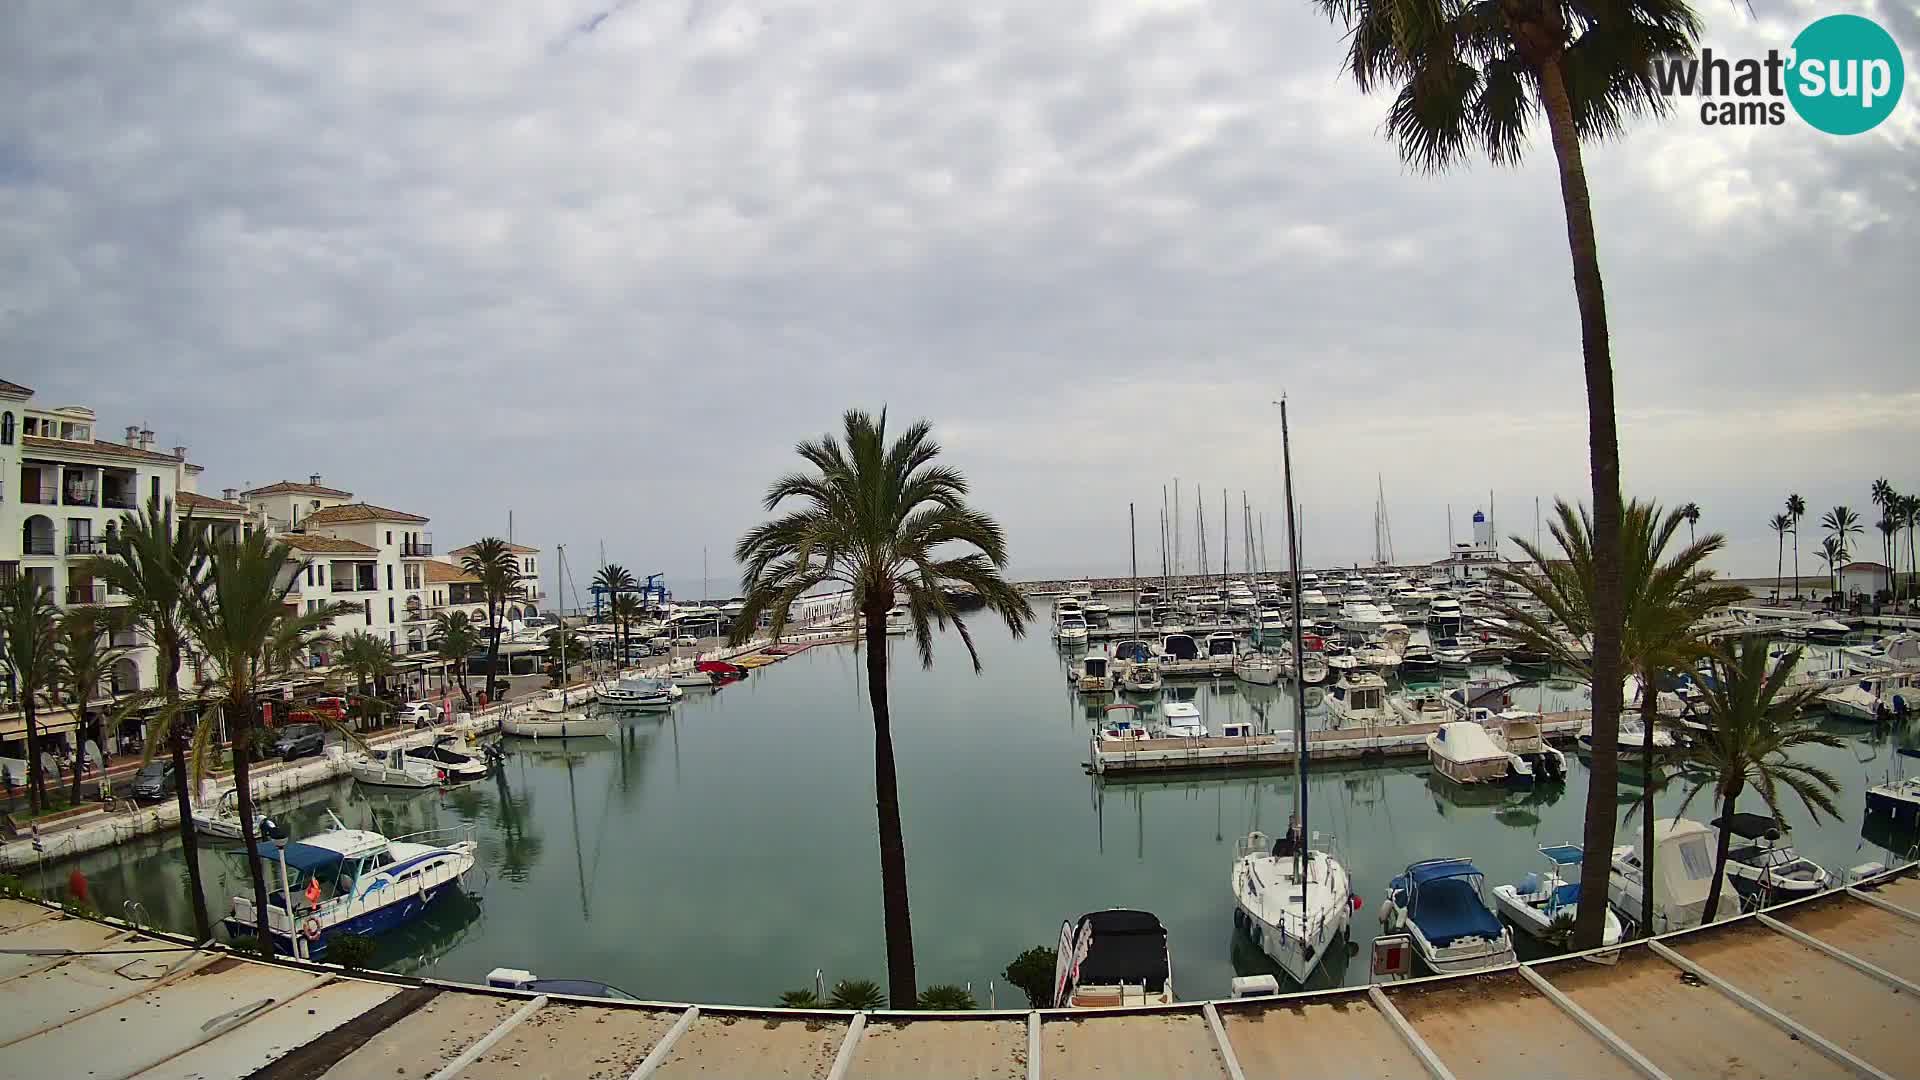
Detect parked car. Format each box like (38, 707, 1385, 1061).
(270, 723, 326, 761)
(674, 635, 698, 647)
(130, 761, 179, 802)
(402, 702, 443, 726)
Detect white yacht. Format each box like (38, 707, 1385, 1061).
(1819, 671, 1917, 721)
(1158, 701, 1207, 738)
(1298, 589, 1332, 617)
(403, 737, 493, 782)
(1232, 825, 1355, 986)
(1204, 631, 1240, 661)
(1492, 845, 1623, 947)
(1338, 597, 1390, 634)
(1379, 858, 1516, 975)
(1234, 652, 1282, 686)
(1712, 813, 1832, 902)
(597, 672, 677, 710)
(1325, 671, 1393, 729)
(669, 657, 715, 687)
(192, 788, 254, 840)
(1389, 688, 1452, 725)
(1055, 612, 1090, 646)
(349, 746, 450, 789)
(1083, 597, 1112, 619)
(1053, 910, 1174, 1008)
(1427, 595, 1464, 626)
(502, 710, 616, 739)
(1608, 818, 1738, 935)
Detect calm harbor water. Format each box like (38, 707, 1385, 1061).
(26, 619, 1920, 1005)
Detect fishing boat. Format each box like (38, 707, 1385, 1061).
(1607, 818, 1738, 935)
(1711, 813, 1832, 902)
(192, 788, 255, 840)
(1378, 858, 1516, 975)
(225, 814, 478, 958)
(1053, 909, 1175, 1007)
(349, 746, 452, 789)
(1234, 652, 1282, 686)
(1491, 845, 1623, 946)
(501, 710, 616, 739)
(597, 672, 678, 710)
(1073, 650, 1116, 693)
(1158, 701, 1207, 738)
(1325, 671, 1392, 729)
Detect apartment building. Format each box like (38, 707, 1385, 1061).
(247, 493, 436, 662)
(440, 541, 545, 622)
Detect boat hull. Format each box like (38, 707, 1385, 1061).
(226, 877, 464, 959)
(502, 715, 616, 739)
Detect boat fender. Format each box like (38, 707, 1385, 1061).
(301, 917, 323, 941)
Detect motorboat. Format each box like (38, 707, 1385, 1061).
(695, 659, 749, 684)
(1390, 688, 1452, 725)
(1053, 595, 1085, 619)
(1607, 818, 1738, 935)
(1426, 722, 1522, 785)
(1577, 716, 1678, 756)
(1443, 678, 1513, 720)
(1325, 672, 1393, 729)
(1780, 618, 1851, 642)
(1157, 633, 1200, 662)
(1053, 910, 1174, 1008)
(1397, 644, 1441, 677)
(487, 967, 637, 1000)
(1298, 589, 1332, 616)
(1055, 612, 1090, 646)
(1711, 813, 1832, 902)
(669, 658, 715, 688)
(1427, 595, 1464, 626)
(1350, 641, 1403, 676)
(1338, 598, 1389, 634)
(1073, 650, 1116, 693)
(1485, 711, 1567, 782)
(1625, 674, 1689, 719)
(405, 736, 495, 782)
(225, 815, 478, 958)
(597, 672, 677, 710)
(1099, 703, 1152, 743)
(349, 746, 451, 789)
(501, 710, 616, 739)
(1204, 632, 1240, 661)
(1232, 824, 1356, 986)
(884, 605, 912, 635)
(1286, 653, 1330, 686)
(1866, 748, 1920, 825)
(192, 788, 255, 841)
(1492, 844, 1623, 947)
(1234, 652, 1282, 686)
(1157, 701, 1207, 738)
(1503, 646, 1552, 672)
(1218, 720, 1256, 738)
(1378, 858, 1516, 975)
(1819, 671, 1918, 722)
(1082, 598, 1111, 620)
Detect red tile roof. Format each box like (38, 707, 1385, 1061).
(177, 491, 250, 515)
(240, 480, 355, 498)
(299, 502, 429, 525)
(21, 435, 198, 468)
(424, 561, 479, 584)
(278, 534, 379, 555)
(0, 379, 32, 397)
(450, 541, 539, 555)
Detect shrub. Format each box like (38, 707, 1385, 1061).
(916, 984, 975, 1010)
(1003, 945, 1057, 1009)
(826, 978, 885, 1010)
(778, 988, 821, 1008)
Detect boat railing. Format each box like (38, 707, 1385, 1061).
(389, 821, 480, 849)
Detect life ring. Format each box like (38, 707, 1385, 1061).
(301, 918, 322, 942)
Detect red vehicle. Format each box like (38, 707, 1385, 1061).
(695, 660, 749, 683)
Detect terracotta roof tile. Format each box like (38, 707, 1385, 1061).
(240, 480, 355, 498)
(425, 561, 478, 584)
(450, 541, 539, 555)
(0, 379, 32, 396)
(177, 490, 249, 515)
(22, 435, 196, 467)
(299, 502, 430, 525)
(278, 534, 378, 555)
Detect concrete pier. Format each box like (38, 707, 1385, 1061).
(1088, 713, 1588, 776)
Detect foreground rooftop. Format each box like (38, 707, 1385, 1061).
(0, 864, 1916, 1078)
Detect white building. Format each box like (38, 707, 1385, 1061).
(1839, 561, 1892, 599)
(1434, 508, 1506, 586)
(442, 541, 545, 620)
(0, 379, 235, 759)
(247, 496, 436, 662)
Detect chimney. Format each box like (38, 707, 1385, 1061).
(222, 487, 238, 502)
(124, 424, 139, 446)
(139, 428, 155, 451)
(309, 473, 322, 487)
(173, 445, 187, 461)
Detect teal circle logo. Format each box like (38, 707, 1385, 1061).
(1786, 14, 1904, 135)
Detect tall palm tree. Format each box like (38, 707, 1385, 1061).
(1308, 0, 1700, 947)
(730, 409, 1032, 1004)
(185, 532, 352, 951)
(460, 539, 523, 704)
(1816, 536, 1843, 600)
(1767, 513, 1792, 604)
(1671, 636, 1841, 922)
(1821, 506, 1862, 596)
(79, 497, 214, 938)
(1876, 516, 1899, 599)
(1902, 494, 1920, 602)
(1679, 503, 1701, 545)
(0, 576, 60, 812)
(335, 631, 396, 730)
(609, 593, 645, 664)
(53, 608, 129, 807)
(1491, 499, 1744, 936)
(1786, 493, 1807, 599)
(431, 611, 480, 706)
(593, 564, 634, 622)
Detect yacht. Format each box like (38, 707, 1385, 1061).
(501, 710, 616, 739)
(1427, 595, 1464, 627)
(1284, 652, 1330, 686)
(669, 657, 715, 688)
(1389, 688, 1452, 725)
(1055, 612, 1091, 646)
(1158, 701, 1207, 738)
(225, 814, 478, 959)
(1083, 597, 1111, 620)
(1711, 813, 1832, 902)
(1054, 910, 1174, 1007)
(1350, 640, 1403, 677)
(1232, 824, 1356, 986)
(1492, 845, 1623, 947)
(1204, 631, 1240, 662)
(1234, 652, 1282, 686)
(1608, 818, 1739, 934)
(1378, 859, 1516, 975)
(1298, 589, 1333, 617)
(597, 672, 677, 710)
(1325, 671, 1393, 729)
(1338, 597, 1390, 634)
(1054, 595, 1085, 619)
(1819, 671, 1918, 721)
(1074, 649, 1115, 693)
(349, 746, 452, 789)
(1397, 643, 1441, 677)
(404, 736, 494, 782)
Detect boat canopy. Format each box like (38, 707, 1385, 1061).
(1538, 844, 1584, 865)
(1073, 909, 1169, 992)
(1112, 640, 1151, 662)
(236, 841, 345, 878)
(1398, 860, 1502, 947)
(1407, 858, 1484, 885)
(1711, 813, 1785, 840)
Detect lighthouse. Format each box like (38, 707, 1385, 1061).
(1471, 509, 1493, 550)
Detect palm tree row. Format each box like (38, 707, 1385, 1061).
(1777, 481, 1916, 603)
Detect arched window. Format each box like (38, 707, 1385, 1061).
(1, 412, 12, 445)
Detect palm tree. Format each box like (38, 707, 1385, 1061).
(1767, 514, 1792, 604)
(79, 497, 214, 938)
(0, 576, 60, 812)
(731, 409, 1032, 1004)
(1670, 636, 1842, 922)
(431, 611, 480, 706)
(609, 593, 645, 664)
(1492, 499, 1744, 936)
(1870, 479, 1896, 575)
(1902, 494, 1920, 602)
(1821, 506, 1862, 596)
(185, 532, 353, 951)
(335, 631, 396, 730)
(1679, 503, 1700, 544)
(53, 608, 129, 807)
(593, 563, 635, 628)
(1786, 494, 1807, 599)
(1876, 516, 1899, 600)
(1307, 0, 1701, 947)
(460, 539, 523, 704)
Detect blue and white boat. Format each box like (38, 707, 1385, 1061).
(1378, 858, 1516, 975)
(225, 816, 478, 958)
(1491, 844, 1623, 946)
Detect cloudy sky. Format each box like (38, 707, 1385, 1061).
(5, 1, 1915, 594)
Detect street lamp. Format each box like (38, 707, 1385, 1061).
(260, 816, 302, 961)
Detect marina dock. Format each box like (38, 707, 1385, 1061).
(1089, 713, 1589, 776)
(1, 863, 1915, 1078)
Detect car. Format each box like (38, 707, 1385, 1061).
(675, 635, 698, 647)
(402, 701, 443, 726)
(130, 761, 179, 802)
(270, 723, 326, 761)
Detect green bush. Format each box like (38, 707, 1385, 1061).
(827, 978, 885, 1010)
(778, 988, 821, 1008)
(916, 984, 975, 1010)
(1003, 945, 1057, 1009)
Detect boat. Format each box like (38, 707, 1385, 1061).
(225, 815, 478, 958)
(530, 685, 598, 712)
(1486, 711, 1567, 783)
(1099, 703, 1151, 743)
(1781, 617, 1851, 642)
(1286, 653, 1330, 686)
(1711, 812, 1832, 903)
(1204, 632, 1240, 661)
(1083, 598, 1111, 620)
(884, 605, 912, 635)
(1067, 580, 1094, 600)
(1427, 595, 1463, 626)
(1444, 678, 1513, 720)
(1607, 818, 1738, 935)
(1866, 748, 1920, 826)
(1219, 719, 1256, 738)
(1324, 671, 1393, 730)
(501, 710, 616, 739)
(597, 672, 677, 709)
(1120, 658, 1162, 695)
(1397, 643, 1441, 677)
(486, 967, 637, 1000)
(1073, 649, 1116, 693)
(1234, 652, 1281, 686)
(1157, 633, 1200, 661)
(1232, 825, 1356, 987)
(1157, 701, 1207, 738)
(349, 746, 452, 789)
(1350, 641, 1403, 676)
(404, 736, 494, 782)
(1577, 716, 1678, 756)
(192, 788, 255, 840)
(1818, 671, 1918, 721)
(1427, 721, 1522, 785)
(1378, 858, 1516, 975)
(1337, 597, 1389, 634)
(1055, 612, 1090, 646)
(668, 657, 715, 688)
(1503, 646, 1552, 672)
(1491, 844, 1623, 947)
(1053, 909, 1175, 1007)
(1389, 688, 1452, 725)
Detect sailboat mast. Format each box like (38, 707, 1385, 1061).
(557, 544, 568, 708)
(1129, 503, 1139, 623)
(1279, 400, 1308, 893)
(1221, 488, 1229, 589)
(1173, 479, 1181, 582)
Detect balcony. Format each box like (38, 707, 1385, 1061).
(21, 490, 56, 506)
(330, 582, 373, 594)
(66, 536, 106, 556)
(402, 539, 434, 557)
(66, 584, 104, 605)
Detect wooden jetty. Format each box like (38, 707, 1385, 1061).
(1, 865, 1917, 1078)
(1088, 713, 1589, 776)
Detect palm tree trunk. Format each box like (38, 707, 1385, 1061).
(1702, 786, 1738, 924)
(863, 598, 916, 1006)
(1638, 683, 1658, 937)
(1775, 535, 1783, 604)
(485, 601, 503, 705)
(161, 638, 212, 940)
(228, 693, 275, 954)
(1539, 56, 1626, 952)
(23, 698, 43, 813)
(1792, 528, 1800, 600)
(70, 709, 86, 807)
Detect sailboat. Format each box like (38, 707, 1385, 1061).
(1231, 397, 1357, 986)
